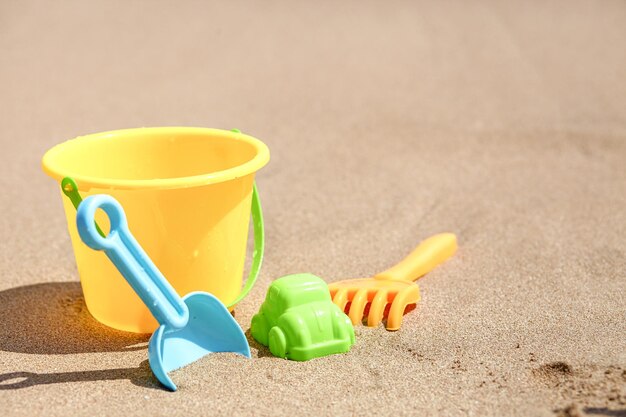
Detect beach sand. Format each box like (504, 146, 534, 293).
(0, 1, 624, 415)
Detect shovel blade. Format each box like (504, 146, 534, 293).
(148, 291, 251, 391)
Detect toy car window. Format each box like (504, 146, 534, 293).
(283, 287, 327, 308)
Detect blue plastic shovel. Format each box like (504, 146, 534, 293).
(76, 194, 251, 391)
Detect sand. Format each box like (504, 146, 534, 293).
(0, 0, 625, 416)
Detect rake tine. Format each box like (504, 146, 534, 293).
(332, 288, 349, 312)
(386, 286, 420, 331)
(367, 289, 388, 327)
(348, 288, 369, 325)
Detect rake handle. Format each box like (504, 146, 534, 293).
(374, 233, 457, 283)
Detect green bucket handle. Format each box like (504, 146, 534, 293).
(228, 180, 264, 307)
(226, 129, 265, 307)
(60, 129, 264, 309)
(62, 177, 107, 238)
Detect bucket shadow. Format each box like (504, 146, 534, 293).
(0, 282, 149, 354)
(0, 360, 161, 390)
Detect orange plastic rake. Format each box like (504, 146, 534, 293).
(328, 233, 457, 330)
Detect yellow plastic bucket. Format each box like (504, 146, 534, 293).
(42, 127, 269, 333)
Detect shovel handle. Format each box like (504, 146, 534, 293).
(374, 233, 457, 283)
(76, 195, 189, 329)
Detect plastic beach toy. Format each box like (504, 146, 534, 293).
(42, 127, 269, 333)
(251, 274, 354, 361)
(328, 233, 457, 330)
(76, 194, 251, 391)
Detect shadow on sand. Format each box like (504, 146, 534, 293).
(0, 282, 148, 354)
(244, 328, 274, 359)
(0, 282, 164, 390)
(0, 360, 161, 390)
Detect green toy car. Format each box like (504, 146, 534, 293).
(251, 273, 355, 361)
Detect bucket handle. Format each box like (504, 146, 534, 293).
(226, 182, 264, 308)
(61, 177, 106, 237)
(60, 176, 264, 308)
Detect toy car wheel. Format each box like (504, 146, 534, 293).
(268, 326, 287, 359)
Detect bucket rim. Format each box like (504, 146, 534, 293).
(41, 127, 270, 190)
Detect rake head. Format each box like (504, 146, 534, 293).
(328, 278, 420, 331)
(328, 233, 457, 331)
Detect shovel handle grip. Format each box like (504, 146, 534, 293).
(76, 195, 189, 329)
(374, 233, 457, 283)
